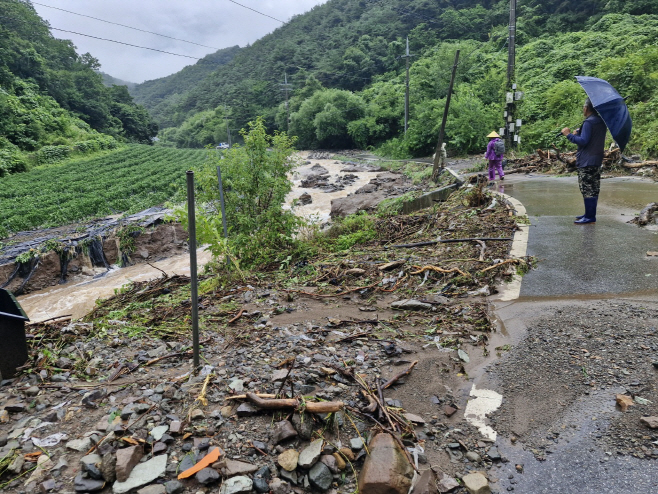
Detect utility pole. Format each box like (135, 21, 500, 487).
(224, 105, 231, 148)
(432, 49, 460, 181)
(401, 37, 414, 136)
(280, 72, 293, 132)
(504, 0, 521, 150)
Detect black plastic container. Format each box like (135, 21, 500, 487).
(0, 288, 29, 379)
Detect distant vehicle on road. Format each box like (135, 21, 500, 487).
(216, 143, 230, 149)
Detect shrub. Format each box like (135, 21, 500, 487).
(178, 117, 306, 269)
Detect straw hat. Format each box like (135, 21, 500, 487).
(487, 131, 500, 138)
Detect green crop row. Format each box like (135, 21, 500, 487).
(0, 144, 210, 237)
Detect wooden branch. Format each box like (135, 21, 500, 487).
(474, 240, 486, 262)
(246, 393, 299, 409)
(479, 259, 522, 273)
(228, 309, 245, 324)
(410, 265, 468, 277)
(244, 392, 343, 413)
(275, 359, 296, 398)
(27, 314, 72, 325)
(305, 401, 344, 413)
(336, 332, 373, 343)
(387, 237, 512, 249)
(361, 390, 378, 414)
(249, 441, 268, 456)
(146, 262, 169, 277)
(225, 393, 277, 401)
(382, 361, 418, 389)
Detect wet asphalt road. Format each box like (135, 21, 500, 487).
(486, 175, 658, 493)
(501, 175, 658, 298)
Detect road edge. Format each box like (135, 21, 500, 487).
(492, 191, 529, 301)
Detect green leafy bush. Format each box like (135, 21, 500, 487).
(35, 145, 71, 165)
(178, 118, 306, 269)
(315, 212, 377, 252)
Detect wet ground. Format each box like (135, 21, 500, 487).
(503, 175, 657, 297)
(480, 173, 658, 493)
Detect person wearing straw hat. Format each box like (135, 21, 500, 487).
(485, 131, 505, 182)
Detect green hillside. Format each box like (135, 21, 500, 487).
(139, 0, 658, 156)
(130, 46, 242, 128)
(0, 0, 158, 176)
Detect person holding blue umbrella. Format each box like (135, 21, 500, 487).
(561, 98, 607, 224)
(561, 76, 632, 225)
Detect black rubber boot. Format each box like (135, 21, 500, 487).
(575, 197, 587, 220)
(574, 197, 597, 224)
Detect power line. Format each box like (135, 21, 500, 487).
(32, 2, 220, 50)
(50, 28, 201, 60)
(227, 0, 284, 24)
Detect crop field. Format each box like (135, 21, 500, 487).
(0, 145, 209, 236)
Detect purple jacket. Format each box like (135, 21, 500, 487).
(485, 138, 503, 162)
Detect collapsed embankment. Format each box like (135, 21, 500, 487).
(0, 209, 187, 295)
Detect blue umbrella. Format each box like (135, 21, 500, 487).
(575, 76, 632, 152)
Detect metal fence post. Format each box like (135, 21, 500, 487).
(216, 166, 229, 240)
(186, 171, 200, 368)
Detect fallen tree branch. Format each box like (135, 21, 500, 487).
(360, 390, 378, 414)
(27, 314, 72, 325)
(244, 392, 343, 413)
(228, 309, 245, 324)
(474, 240, 486, 262)
(336, 332, 373, 343)
(386, 237, 512, 249)
(382, 361, 418, 389)
(225, 393, 277, 401)
(410, 265, 468, 277)
(378, 274, 408, 293)
(479, 259, 523, 273)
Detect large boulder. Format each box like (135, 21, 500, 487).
(357, 433, 414, 494)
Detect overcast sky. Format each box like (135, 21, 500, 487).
(32, 0, 329, 83)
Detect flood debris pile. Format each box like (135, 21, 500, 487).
(0, 208, 186, 295)
(329, 172, 423, 218)
(0, 187, 526, 493)
(504, 148, 658, 178)
(628, 202, 658, 231)
(0, 311, 502, 494)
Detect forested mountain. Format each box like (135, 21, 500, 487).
(139, 0, 658, 155)
(100, 72, 137, 90)
(0, 0, 157, 175)
(130, 46, 241, 128)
